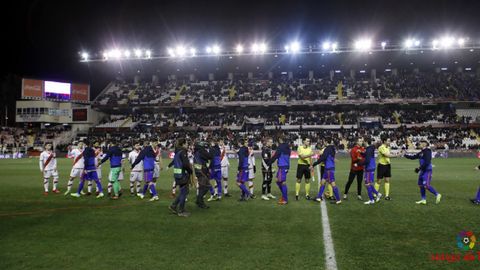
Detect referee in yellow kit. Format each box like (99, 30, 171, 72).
(376, 136, 396, 201)
(296, 137, 313, 200)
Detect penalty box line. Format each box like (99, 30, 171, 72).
(316, 165, 339, 270)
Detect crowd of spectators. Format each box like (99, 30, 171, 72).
(94, 71, 480, 107)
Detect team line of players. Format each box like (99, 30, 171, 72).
(39, 136, 480, 217)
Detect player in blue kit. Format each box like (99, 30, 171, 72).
(404, 140, 442, 205)
(359, 137, 382, 205)
(71, 140, 104, 199)
(208, 138, 223, 201)
(269, 135, 291, 205)
(312, 137, 342, 204)
(236, 139, 251, 201)
(131, 140, 159, 202)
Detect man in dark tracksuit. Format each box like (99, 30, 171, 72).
(261, 137, 275, 200)
(194, 141, 214, 209)
(169, 138, 193, 217)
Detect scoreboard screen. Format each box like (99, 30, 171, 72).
(44, 81, 71, 101)
(72, 108, 88, 122)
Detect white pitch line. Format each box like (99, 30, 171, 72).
(316, 165, 338, 270)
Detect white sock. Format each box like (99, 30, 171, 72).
(44, 178, 49, 192)
(66, 179, 74, 192)
(53, 178, 58, 190)
(223, 179, 228, 194)
(248, 180, 254, 194)
(136, 181, 141, 193)
(130, 181, 135, 193)
(87, 182, 92, 193)
(96, 179, 101, 192)
(107, 183, 112, 193)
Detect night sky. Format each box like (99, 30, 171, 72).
(3, 0, 480, 94)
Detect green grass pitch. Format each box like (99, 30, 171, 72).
(0, 157, 479, 270)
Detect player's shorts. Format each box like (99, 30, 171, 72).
(364, 171, 375, 184)
(144, 170, 154, 182)
(109, 167, 122, 182)
(323, 169, 335, 183)
(276, 168, 289, 182)
(221, 166, 229, 179)
(70, 168, 84, 178)
(153, 163, 160, 178)
(130, 171, 143, 182)
(418, 170, 432, 186)
(236, 169, 249, 183)
(43, 169, 59, 179)
(210, 168, 222, 181)
(296, 164, 311, 179)
(377, 164, 392, 179)
(248, 168, 255, 180)
(109, 170, 124, 181)
(82, 170, 99, 181)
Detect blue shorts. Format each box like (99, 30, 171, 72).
(323, 169, 335, 183)
(364, 171, 375, 184)
(210, 168, 222, 181)
(82, 171, 98, 181)
(276, 168, 288, 182)
(144, 170, 154, 182)
(237, 169, 249, 183)
(418, 171, 432, 186)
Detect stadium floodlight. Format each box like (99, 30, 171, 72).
(189, 47, 196, 57)
(81, 52, 89, 61)
(167, 47, 176, 57)
(458, 38, 465, 47)
(354, 38, 372, 51)
(110, 49, 122, 59)
(212, 45, 221, 55)
(404, 39, 414, 49)
(440, 36, 455, 48)
(251, 43, 259, 53)
(134, 49, 142, 58)
(414, 40, 421, 46)
(103, 51, 109, 60)
(331, 42, 338, 52)
(290, 41, 300, 53)
(322, 41, 331, 50)
(176, 46, 186, 57)
(236, 44, 244, 54)
(124, 50, 131, 58)
(206, 46, 212, 54)
(432, 39, 439, 50)
(259, 43, 267, 53)
(381, 41, 387, 50)
(145, 50, 151, 58)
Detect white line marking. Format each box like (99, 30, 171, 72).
(316, 165, 338, 270)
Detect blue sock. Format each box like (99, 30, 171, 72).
(94, 179, 103, 193)
(333, 186, 340, 201)
(427, 186, 438, 196)
(317, 184, 326, 199)
(281, 184, 288, 201)
(367, 185, 374, 201)
(142, 184, 148, 195)
(371, 184, 379, 195)
(216, 179, 222, 196)
(209, 186, 215, 195)
(149, 183, 157, 196)
(420, 186, 426, 200)
(77, 180, 85, 194)
(239, 183, 250, 196)
(476, 187, 480, 201)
